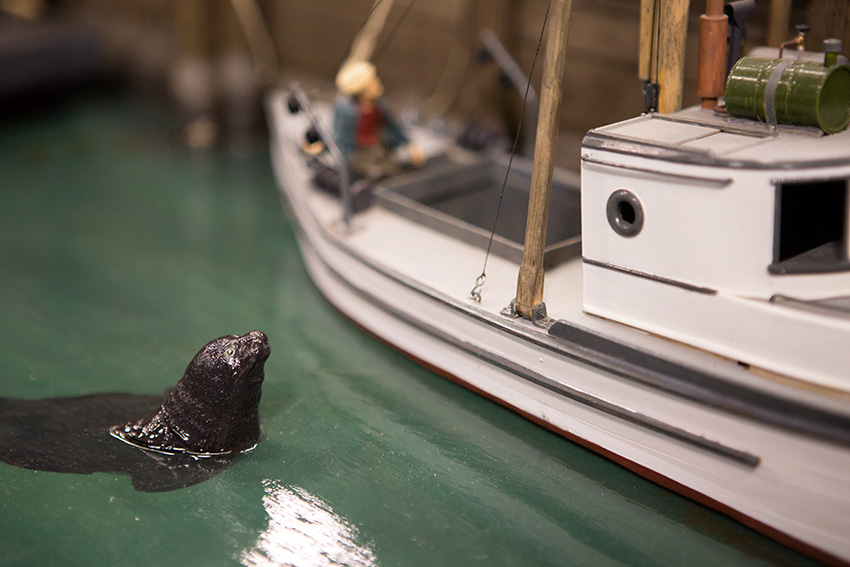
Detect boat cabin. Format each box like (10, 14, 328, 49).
(580, 106, 850, 390)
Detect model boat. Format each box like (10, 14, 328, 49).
(266, 1, 850, 562)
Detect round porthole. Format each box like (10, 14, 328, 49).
(606, 190, 644, 237)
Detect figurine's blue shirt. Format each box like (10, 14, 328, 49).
(332, 96, 409, 158)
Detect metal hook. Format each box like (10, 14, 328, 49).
(469, 274, 486, 303)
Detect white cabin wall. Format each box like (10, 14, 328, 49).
(581, 152, 777, 296)
(582, 150, 850, 303)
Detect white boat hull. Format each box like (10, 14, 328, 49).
(267, 91, 850, 563)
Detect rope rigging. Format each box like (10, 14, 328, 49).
(469, 0, 553, 303)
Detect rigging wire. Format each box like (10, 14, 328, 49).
(334, 0, 389, 75)
(420, 0, 475, 118)
(469, 0, 553, 303)
(652, 0, 661, 90)
(351, 0, 395, 59)
(373, 0, 418, 61)
(364, 0, 386, 23)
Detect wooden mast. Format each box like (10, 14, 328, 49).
(657, 0, 691, 113)
(514, 0, 572, 320)
(638, 0, 657, 88)
(638, 0, 691, 113)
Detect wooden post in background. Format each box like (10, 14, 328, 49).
(173, 0, 216, 148)
(515, 0, 572, 319)
(768, 0, 792, 47)
(806, 1, 850, 58)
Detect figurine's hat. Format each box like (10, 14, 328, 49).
(336, 60, 377, 96)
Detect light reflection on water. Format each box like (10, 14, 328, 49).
(241, 480, 378, 567)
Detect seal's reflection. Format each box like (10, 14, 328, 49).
(241, 480, 377, 567)
(0, 331, 270, 492)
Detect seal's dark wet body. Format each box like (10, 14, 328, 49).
(0, 331, 270, 492)
(111, 330, 270, 455)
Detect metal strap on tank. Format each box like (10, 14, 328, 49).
(764, 59, 793, 134)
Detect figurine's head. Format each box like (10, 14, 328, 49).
(336, 59, 384, 102)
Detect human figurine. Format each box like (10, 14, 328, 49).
(331, 59, 425, 179)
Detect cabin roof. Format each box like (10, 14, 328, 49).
(583, 107, 850, 170)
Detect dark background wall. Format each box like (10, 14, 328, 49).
(6, 0, 845, 162)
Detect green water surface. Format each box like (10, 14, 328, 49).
(0, 94, 819, 566)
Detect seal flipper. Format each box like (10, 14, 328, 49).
(110, 408, 203, 455)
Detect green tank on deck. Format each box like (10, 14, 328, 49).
(725, 53, 850, 134)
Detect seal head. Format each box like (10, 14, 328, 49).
(110, 330, 271, 456)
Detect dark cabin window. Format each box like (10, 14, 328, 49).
(770, 179, 849, 274)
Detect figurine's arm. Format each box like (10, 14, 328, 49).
(378, 99, 425, 166)
(378, 98, 409, 149)
(333, 98, 357, 159)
